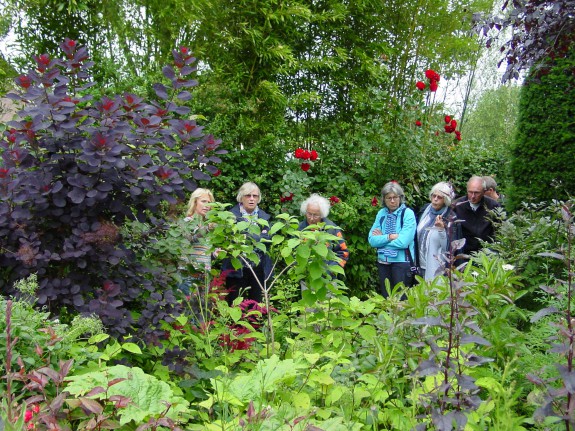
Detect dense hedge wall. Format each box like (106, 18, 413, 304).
(508, 50, 575, 210)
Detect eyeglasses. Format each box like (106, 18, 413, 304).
(431, 194, 444, 200)
(306, 212, 322, 219)
(244, 194, 260, 199)
(385, 195, 400, 201)
(467, 191, 483, 196)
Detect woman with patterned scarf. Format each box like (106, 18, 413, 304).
(368, 181, 416, 297)
(416, 182, 454, 281)
(223, 182, 272, 305)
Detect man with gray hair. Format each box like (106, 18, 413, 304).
(453, 175, 501, 257)
(482, 175, 500, 201)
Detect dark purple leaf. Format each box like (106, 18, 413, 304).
(153, 83, 169, 100)
(530, 306, 560, 323)
(162, 65, 175, 80)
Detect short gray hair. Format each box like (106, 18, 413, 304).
(381, 181, 405, 205)
(236, 182, 261, 203)
(300, 193, 330, 218)
(468, 175, 486, 190)
(429, 182, 453, 207)
(482, 175, 497, 191)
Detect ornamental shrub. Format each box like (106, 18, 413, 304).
(508, 49, 575, 211)
(0, 40, 225, 339)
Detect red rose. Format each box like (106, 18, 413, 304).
(444, 115, 451, 123)
(294, 148, 304, 159)
(329, 195, 340, 205)
(310, 150, 318, 161)
(425, 70, 440, 81)
(444, 125, 455, 133)
(429, 80, 438, 92)
(213, 169, 221, 177)
(301, 150, 311, 160)
(450, 119, 457, 128)
(415, 120, 422, 127)
(24, 410, 33, 423)
(456, 134, 462, 141)
(416, 81, 426, 91)
(301, 163, 310, 172)
(371, 196, 379, 206)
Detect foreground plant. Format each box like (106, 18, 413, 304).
(1, 39, 224, 338)
(527, 202, 575, 429)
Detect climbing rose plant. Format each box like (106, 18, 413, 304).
(0, 39, 225, 339)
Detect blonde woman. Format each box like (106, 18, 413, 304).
(184, 188, 215, 272)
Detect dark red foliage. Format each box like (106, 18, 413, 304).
(0, 41, 226, 340)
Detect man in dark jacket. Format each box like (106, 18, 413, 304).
(453, 175, 501, 257)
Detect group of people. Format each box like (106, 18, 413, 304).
(183, 175, 501, 303)
(181, 182, 349, 304)
(369, 176, 501, 297)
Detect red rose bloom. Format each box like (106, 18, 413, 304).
(213, 169, 221, 177)
(371, 196, 379, 206)
(301, 150, 311, 160)
(329, 195, 340, 205)
(444, 125, 455, 133)
(450, 119, 457, 128)
(429, 80, 438, 92)
(416, 81, 426, 91)
(415, 120, 422, 127)
(294, 148, 304, 159)
(24, 410, 33, 423)
(301, 163, 311, 172)
(425, 69, 440, 81)
(444, 115, 451, 123)
(310, 150, 318, 161)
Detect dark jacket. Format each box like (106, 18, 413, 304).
(222, 204, 273, 279)
(452, 196, 501, 255)
(297, 218, 349, 268)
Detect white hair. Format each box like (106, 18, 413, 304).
(300, 194, 331, 218)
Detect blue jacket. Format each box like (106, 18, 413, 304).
(368, 204, 416, 263)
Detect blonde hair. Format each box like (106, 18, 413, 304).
(186, 188, 214, 217)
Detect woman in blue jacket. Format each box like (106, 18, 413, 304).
(368, 181, 416, 297)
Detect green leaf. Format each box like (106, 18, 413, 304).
(271, 234, 285, 245)
(121, 342, 142, 355)
(312, 242, 329, 258)
(65, 365, 189, 425)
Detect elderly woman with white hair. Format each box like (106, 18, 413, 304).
(298, 193, 349, 269)
(368, 181, 416, 296)
(416, 182, 454, 280)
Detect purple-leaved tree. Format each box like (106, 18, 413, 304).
(0, 39, 226, 340)
(473, 0, 575, 81)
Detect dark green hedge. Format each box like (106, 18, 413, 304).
(508, 50, 575, 210)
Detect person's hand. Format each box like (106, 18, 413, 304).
(434, 215, 445, 230)
(372, 228, 383, 236)
(388, 233, 399, 240)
